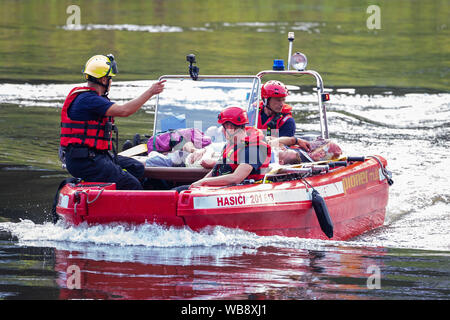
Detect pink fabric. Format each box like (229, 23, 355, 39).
(147, 128, 211, 153)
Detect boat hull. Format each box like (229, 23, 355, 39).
(55, 157, 390, 240)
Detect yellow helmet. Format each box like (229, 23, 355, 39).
(82, 54, 118, 79)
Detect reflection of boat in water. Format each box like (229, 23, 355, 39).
(54, 244, 386, 300)
(55, 33, 392, 241)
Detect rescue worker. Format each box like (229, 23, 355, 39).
(60, 54, 166, 190)
(255, 80, 296, 137)
(189, 106, 271, 188)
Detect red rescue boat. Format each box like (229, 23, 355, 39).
(55, 36, 392, 240)
(56, 155, 390, 240)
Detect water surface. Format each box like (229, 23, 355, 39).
(0, 0, 449, 300)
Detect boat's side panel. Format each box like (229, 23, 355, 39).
(313, 157, 389, 240)
(179, 186, 316, 235)
(83, 190, 182, 226)
(56, 185, 184, 226)
(324, 183, 388, 240)
(177, 157, 390, 240)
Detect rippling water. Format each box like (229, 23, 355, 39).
(0, 81, 449, 300)
(0, 0, 449, 301)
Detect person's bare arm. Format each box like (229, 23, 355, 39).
(105, 80, 166, 117)
(201, 158, 217, 169)
(182, 141, 196, 153)
(269, 136, 296, 147)
(190, 163, 253, 188)
(269, 136, 311, 151)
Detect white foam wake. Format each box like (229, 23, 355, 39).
(1, 218, 448, 254)
(0, 219, 324, 249)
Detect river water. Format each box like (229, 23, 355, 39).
(0, 0, 449, 301)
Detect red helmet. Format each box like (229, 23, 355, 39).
(261, 80, 289, 99)
(218, 106, 249, 126)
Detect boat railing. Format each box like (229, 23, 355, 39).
(256, 70, 328, 139)
(154, 75, 261, 135)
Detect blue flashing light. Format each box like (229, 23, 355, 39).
(272, 59, 285, 71)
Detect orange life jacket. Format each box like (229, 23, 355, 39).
(257, 101, 293, 136)
(212, 127, 271, 181)
(60, 87, 114, 151)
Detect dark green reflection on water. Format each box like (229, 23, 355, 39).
(0, 164, 67, 223)
(0, 242, 60, 300)
(0, 0, 448, 90)
(0, 104, 153, 171)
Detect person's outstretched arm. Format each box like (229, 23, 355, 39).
(106, 80, 166, 117)
(190, 164, 253, 188)
(269, 136, 310, 151)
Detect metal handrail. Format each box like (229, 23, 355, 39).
(154, 75, 260, 134)
(153, 70, 329, 139)
(256, 70, 328, 139)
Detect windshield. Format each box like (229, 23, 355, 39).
(153, 76, 260, 136)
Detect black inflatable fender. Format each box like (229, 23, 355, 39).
(311, 189, 334, 239)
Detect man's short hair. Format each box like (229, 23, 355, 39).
(283, 150, 301, 165)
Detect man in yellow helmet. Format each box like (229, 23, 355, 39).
(60, 54, 166, 190)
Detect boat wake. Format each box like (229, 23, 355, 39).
(1, 216, 448, 254)
(0, 219, 329, 249)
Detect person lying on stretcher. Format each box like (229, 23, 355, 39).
(267, 136, 343, 165)
(184, 135, 343, 169)
(139, 126, 341, 169)
(136, 128, 213, 168)
(145, 125, 224, 169)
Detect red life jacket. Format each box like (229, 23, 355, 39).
(60, 87, 114, 151)
(257, 101, 293, 135)
(212, 127, 272, 181)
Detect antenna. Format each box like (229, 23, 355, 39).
(287, 32, 294, 71)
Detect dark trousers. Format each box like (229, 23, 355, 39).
(172, 184, 190, 192)
(65, 147, 145, 190)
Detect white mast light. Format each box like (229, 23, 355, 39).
(290, 52, 308, 71)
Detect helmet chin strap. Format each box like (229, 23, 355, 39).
(102, 80, 111, 98)
(99, 77, 112, 97)
(88, 76, 111, 97)
(263, 98, 280, 115)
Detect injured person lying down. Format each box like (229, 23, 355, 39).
(145, 142, 223, 169)
(132, 126, 342, 169)
(268, 136, 343, 165)
(144, 135, 341, 169)
(135, 127, 223, 169)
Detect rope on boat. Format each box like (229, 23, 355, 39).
(74, 188, 105, 216)
(367, 155, 394, 185)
